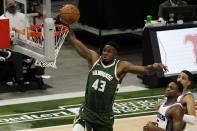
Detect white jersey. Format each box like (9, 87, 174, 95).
(177, 91, 192, 102)
(157, 102, 182, 131)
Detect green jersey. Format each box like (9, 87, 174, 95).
(79, 58, 120, 127)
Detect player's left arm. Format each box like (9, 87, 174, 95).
(184, 94, 196, 116)
(169, 106, 184, 131)
(117, 61, 167, 79)
(182, 94, 197, 124)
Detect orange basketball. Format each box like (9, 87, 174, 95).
(59, 4, 80, 25)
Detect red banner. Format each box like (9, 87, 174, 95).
(0, 19, 10, 49)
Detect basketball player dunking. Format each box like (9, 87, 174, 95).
(143, 81, 184, 131)
(66, 29, 167, 131)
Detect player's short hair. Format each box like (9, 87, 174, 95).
(181, 70, 193, 81)
(105, 41, 119, 52)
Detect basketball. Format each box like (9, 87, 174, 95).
(59, 4, 80, 25)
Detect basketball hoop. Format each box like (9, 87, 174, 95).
(12, 24, 69, 68)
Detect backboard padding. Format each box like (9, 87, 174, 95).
(0, 19, 10, 49)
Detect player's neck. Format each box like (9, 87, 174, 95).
(183, 88, 189, 94)
(165, 97, 177, 105)
(102, 59, 115, 66)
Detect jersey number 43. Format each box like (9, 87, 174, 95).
(92, 79, 106, 92)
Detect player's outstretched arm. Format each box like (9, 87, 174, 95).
(66, 29, 99, 65)
(118, 61, 167, 76)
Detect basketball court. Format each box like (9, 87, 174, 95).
(1, 1, 197, 131)
(20, 116, 157, 131)
(20, 115, 197, 131)
(0, 91, 196, 131)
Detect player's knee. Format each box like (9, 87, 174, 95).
(72, 123, 85, 131)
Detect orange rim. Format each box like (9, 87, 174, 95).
(12, 24, 69, 38)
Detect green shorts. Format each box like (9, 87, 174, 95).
(74, 116, 113, 131)
(74, 106, 114, 131)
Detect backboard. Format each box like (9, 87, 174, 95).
(3, 0, 55, 61)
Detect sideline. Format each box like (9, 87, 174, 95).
(19, 115, 197, 131)
(20, 115, 156, 131)
(0, 85, 147, 106)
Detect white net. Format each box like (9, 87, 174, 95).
(12, 24, 69, 68)
(34, 25, 68, 68)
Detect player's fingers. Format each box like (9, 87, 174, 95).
(153, 63, 167, 71)
(163, 65, 168, 72)
(157, 63, 168, 72)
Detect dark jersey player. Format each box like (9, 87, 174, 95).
(66, 29, 168, 131)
